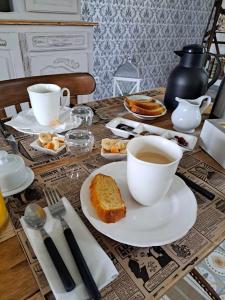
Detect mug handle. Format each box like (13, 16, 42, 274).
(200, 96, 211, 114)
(60, 88, 70, 108)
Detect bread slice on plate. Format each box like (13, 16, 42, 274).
(130, 104, 165, 116)
(90, 173, 126, 223)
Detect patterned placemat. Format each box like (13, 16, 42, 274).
(2, 88, 225, 299)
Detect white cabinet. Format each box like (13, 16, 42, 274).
(0, 25, 94, 103)
(25, 0, 78, 14)
(0, 33, 24, 80)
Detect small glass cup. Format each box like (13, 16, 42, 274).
(0, 191, 9, 233)
(70, 106, 93, 130)
(65, 129, 94, 179)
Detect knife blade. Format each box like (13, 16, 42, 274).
(0, 120, 19, 154)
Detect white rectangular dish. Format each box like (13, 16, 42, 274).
(200, 119, 225, 168)
(105, 117, 198, 152)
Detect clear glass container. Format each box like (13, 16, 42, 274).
(65, 129, 94, 179)
(70, 106, 93, 130)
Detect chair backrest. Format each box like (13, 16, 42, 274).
(0, 73, 96, 119)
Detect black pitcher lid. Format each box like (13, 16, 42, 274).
(182, 44, 205, 54)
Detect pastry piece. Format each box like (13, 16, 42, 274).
(52, 137, 60, 150)
(126, 99, 160, 110)
(90, 174, 126, 223)
(44, 142, 54, 150)
(39, 133, 52, 144)
(101, 138, 128, 153)
(130, 104, 165, 116)
(101, 138, 114, 151)
(38, 133, 65, 151)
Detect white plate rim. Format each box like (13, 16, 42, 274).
(80, 161, 197, 247)
(3, 167, 34, 197)
(124, 98, 167, 120)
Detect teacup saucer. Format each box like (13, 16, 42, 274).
(80, 161, 197, 247)
(3, 167, 34, 197)
(5, 107, 79, 135)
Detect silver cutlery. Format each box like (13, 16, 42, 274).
(0, 120, 19, 154)
(44, 188, 101, 300)
(24, 203, 76, 292)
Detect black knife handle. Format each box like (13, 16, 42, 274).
(176, 172, 215, 200)
(64, 227, 101, 300)
(44, 236, 76, 292)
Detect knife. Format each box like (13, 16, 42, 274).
(176, 172, 215, 200)
(0, 120, 19, 154)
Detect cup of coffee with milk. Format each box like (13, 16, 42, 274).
(127, 136, 183, 206)
(27, 84, 70, 126)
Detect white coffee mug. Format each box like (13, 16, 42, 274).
(27, 83, 70, 126)
(127, 136, 183, 206)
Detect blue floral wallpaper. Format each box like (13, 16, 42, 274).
(81, 0, 214, 99)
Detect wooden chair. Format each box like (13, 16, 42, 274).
(0, 73, 96, 119)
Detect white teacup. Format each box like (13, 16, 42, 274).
(27, 83, 70, 126)
(127, 136, 183, 206)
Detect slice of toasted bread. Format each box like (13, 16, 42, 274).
(90, 173, 126, 223)
(130, 104, 165, 116)
(126, 99, 159, 109)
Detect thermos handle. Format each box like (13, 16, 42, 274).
(207, 52, 221, 88)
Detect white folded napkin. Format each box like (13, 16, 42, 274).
(5, 108, 79, 134)
(20, 198, 118, 300)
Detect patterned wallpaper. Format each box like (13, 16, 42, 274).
(81, 0, 214, 100)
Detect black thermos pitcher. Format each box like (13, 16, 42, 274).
(164, 44, 221, 111)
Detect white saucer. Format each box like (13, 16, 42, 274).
(124, 95, 167, 120)
(5, 107, 80, 135)
(3, 167, 34, 197)
(80, 161, 197, 247)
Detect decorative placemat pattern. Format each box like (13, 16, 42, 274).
(1, 88, 225, 300)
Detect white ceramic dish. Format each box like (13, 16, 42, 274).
(0, 150, 27, 193)
(101, 139, 129, 160)
(30, 135, 66, 156)
(101, 148, 127, 160)
(124, 95, 167, 120)
(3, 167, 34, 197)
(106, 117, 198, 152)
(5, 107, 80, 135)
(80, 161, 197, 247)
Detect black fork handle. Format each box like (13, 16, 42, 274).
(64, 227, 101, 300)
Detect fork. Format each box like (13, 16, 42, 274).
(44, 188, 101, 300)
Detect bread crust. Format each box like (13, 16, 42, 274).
(130, 103, 165, 116)
(90, 174, 126, 223)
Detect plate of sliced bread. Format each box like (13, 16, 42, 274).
(80, 161, 197, 247)
(124, 95, 167, 120)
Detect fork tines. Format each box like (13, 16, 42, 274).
(44, 188, 61, 206)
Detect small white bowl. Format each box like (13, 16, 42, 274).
(30, 135, 66, 156)
(101, 148, 127, 160)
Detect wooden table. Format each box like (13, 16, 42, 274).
(1, 88, 225, 300)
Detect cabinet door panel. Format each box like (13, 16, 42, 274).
(0, 33, 24, 79)
(26, 32, 88, 52)
(0, 52, 11, 80)
(25, 0, 78, 14)
(29, 51, 88, 76)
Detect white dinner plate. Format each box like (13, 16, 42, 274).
(3, 167, 34, 197)
(80, 161, 197, 247)
(124, 95, 167, 120)
(5, 107, 80, 135)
